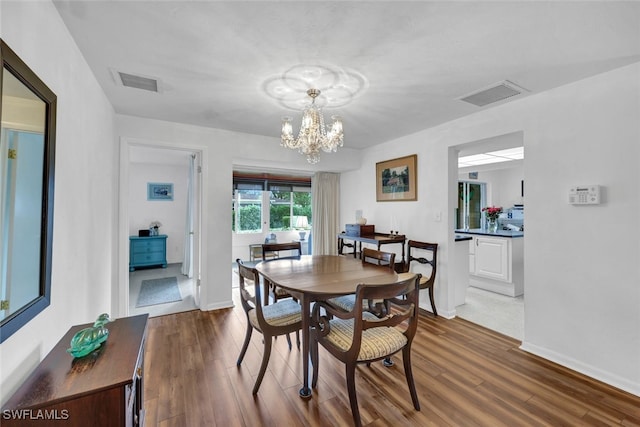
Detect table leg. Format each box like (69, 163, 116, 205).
(299, 294, 312, 399)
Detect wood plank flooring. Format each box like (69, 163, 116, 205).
(143, 293, 640, 426)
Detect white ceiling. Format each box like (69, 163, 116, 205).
(53, 1, 640, 151)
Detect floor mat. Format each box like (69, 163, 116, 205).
(136, 276, 182, 307)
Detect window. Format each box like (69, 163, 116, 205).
(232, 174, 311, 233)
(457, 181, 486, 229)
(233, 184, 263, 233)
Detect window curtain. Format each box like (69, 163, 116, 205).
(311, 172, 340, 255)
(181, 154, 195, 278)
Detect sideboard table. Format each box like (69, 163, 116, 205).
(2, 314, 149, 426)
(337, 232, 406, 270)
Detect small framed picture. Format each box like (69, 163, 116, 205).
(376, 154, 418, 202)
(147, 182, 173, 201)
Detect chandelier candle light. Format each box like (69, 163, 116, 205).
(281, 88, 344, 164)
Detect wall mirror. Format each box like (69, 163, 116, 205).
(0, 39, 56, 343)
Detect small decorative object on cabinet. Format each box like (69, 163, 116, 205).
(67, 313, 111, 358)
(130, 234, 167, 271)
(2, 314, 148, 427)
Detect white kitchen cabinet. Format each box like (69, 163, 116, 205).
(475, 236, 510, 282)
(467, 234, 523, 296)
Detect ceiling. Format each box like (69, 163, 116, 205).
(53, 1, 640, 151)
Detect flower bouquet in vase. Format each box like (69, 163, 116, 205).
(482, 206, 502, 232)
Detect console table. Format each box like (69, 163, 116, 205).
(2, 314, 148, 427)
(130, 235, 167, 271)
(337, 232, 407, 268)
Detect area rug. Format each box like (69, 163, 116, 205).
(136, 276, 182, 307)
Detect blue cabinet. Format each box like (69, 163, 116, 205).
(129, 235, 167, 271)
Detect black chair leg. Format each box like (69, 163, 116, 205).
(253, 335, 272, 394)
(237, 320, 253, 366)
(402, 346, 420, 410)
(285, 333, 292, 350)
(428, 286, 438, 316)
(346, 362, 362, 427)
(383, 357, 394, 367)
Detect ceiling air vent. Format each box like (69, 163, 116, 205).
(459, 80, 529, 107)
(110, 68, 162, 93)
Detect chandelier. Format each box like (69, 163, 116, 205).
(281, 88, 343, 164)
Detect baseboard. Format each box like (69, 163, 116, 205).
(201, 300, 235, 311)
(520, 341, 640, 397)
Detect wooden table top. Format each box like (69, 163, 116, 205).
(255, 255, 398, 298)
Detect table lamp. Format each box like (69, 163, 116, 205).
(295, 216, 309, 240)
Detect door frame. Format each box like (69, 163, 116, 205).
(117, 136, 205, 317)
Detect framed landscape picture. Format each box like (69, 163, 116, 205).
(376, 154, 417, 202)
(147, 182, 174, 201)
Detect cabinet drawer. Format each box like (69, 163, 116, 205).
(131, 252, 164, 265)
(131, 239, 165, 254)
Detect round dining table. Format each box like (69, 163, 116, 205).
(256, 255, 398, 398)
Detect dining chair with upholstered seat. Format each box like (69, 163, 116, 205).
(404, 240, 438, 316)
(262, 241, 303, 304)
(235, 259, 303, 394)
(326, 247, 396, 313)
(310, 273, 422, 427)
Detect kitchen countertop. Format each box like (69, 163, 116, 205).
(455, 229, 524, 238)
(455, 234, 473, 242)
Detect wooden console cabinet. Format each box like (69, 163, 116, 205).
(2, 314, 148, 427)
(130, 235, 167, 271)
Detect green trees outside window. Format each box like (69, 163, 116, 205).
(233, 189, 312, 233)
(234, 189, 263, 233)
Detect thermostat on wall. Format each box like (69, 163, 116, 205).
(569, 185, 601, 205)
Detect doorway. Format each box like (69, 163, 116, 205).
(453, 131, 525, 340)
(118, 139, 203, 318)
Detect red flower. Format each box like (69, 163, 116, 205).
(482, 206, 503, 220)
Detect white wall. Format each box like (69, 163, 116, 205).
(459, 165, 524, 209)
(0, 1, 117, 404)
(341, 63, 640, 396)
(129, 162, 188, 263)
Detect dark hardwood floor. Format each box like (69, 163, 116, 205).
(143, 293, 640, 426)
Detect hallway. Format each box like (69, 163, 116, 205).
(129, 263, 197, 318)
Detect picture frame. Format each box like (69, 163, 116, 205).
(147, 182, 174, 201)
(376, 154, 417, 202)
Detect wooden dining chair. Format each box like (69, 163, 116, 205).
(235, 259, 303, 394)
(310, 273, 422, 427)
(404, 240, 439, 316)
(261, 241, 303, 304)
(326, 247, 396, 313)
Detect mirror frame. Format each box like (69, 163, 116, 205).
(0, 39, 56, 343)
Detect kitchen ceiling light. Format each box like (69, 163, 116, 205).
(281, 88, 344, 164)
(458, 147, 524, 168)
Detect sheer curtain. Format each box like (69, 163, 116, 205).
(311, 172, 340, 255)
(181, 154, 195, 277)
